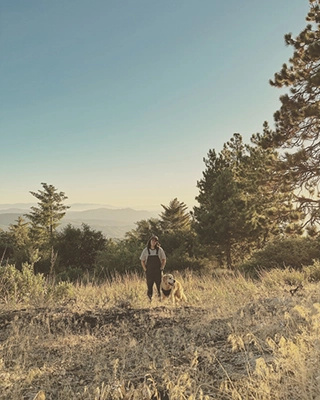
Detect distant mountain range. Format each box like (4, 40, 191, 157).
(0, 204, 160, 238)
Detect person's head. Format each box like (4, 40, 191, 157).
(147, 235, 160, 249)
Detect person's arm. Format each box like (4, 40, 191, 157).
(160, 248, 166, 270)
(141, 259, 147, 272)
(140, 249, 147, 271)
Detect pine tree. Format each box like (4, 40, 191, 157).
(8, 217, 30, 249)
(194, 135, 249, 268)
(26, 183, 69, 244)
(244, 125, 303, 239)
(257, 1, 320, 225)
(194, 134, 299, 268)
(159, 198, 191, 232)
(125, 218, 162, 246)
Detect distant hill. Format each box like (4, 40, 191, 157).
(65, 208, 158, 223)
(0, 213, 23, 230)
(0, 204, 159, 238)
(0, 203, 116, 211)
(0, 204, 36, 211)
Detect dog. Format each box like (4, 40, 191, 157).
(160, 273, 187, 305)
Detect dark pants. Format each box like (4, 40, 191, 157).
(146, 254, 162, 299)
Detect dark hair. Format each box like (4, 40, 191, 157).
(147, 235, 160, 249)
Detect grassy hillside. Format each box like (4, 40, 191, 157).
(0, 268, 319, 399)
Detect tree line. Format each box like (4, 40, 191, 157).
(0, 187, 198, 280)
(1, 1, 320, 279)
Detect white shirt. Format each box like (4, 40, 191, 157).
(139, 247, 166, 262)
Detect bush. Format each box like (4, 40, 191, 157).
(0, 263, 46, 303)
(165, 252, 205, 272)
(0, 264, 76, 305)
(259, 267, 305, 289)
(48, 281, 75, 301)
(304, 259, 320, 282)
(56, 266, 84, 282)
(239, 237, 320, 277)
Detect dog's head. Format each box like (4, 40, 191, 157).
(163, 274, 175, 286)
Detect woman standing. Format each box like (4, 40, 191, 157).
(140, 235, 166, 301)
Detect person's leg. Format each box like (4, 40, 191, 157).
(155, 270, 162, 298)
(146, 273, 154, 300)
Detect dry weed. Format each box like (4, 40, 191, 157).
(1, 269, 320, 399)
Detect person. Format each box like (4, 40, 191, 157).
(140, 235, 166, 301)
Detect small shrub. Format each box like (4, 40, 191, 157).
(260, 267, 305, 290)
(0, 264, 75, 305)
(304, 259, 320, 282)
(50, 281, 75, 301)
(0, 263, 46, 303)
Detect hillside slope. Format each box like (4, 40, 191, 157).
(0, 206, 159, 238)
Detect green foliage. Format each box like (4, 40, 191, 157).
(95, 216, 203, 278)
(47, 281, 75, 301)
(8, 217, 30, 248)
(194, 133, 297, 268)
(240, 237, 320, 276)
(125, 217, 163, 244)
(160, 229, 194, 256)
(55, 224, 107, 276)
(26, 182, 69, 244)
(194, 137, 247, 268)
(0, 263, 46, 303)
(22, 183, 70, 275)
(255, 2, 320, 226)
(160, 230, 204, 272)
(121, 199, 202, 275)
(0, 230, 15, 265)
(304, 259, 320, 282)
(159, 198, 191, 231)
(1, 217, 43, 271)
(7, 217, 35, 269)
(0, 264, 75, 305)
(94, 237, 143, 280)
(165, 252, 204, 272)
(56, 266, 84, 282)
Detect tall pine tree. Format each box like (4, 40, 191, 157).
(26, 183, 69, 243)
(256, 1, 320, 226)
(194, 134, 299, 268)
(194, 135, 248, 268)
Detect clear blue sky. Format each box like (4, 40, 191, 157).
(1, 0, 309, 210)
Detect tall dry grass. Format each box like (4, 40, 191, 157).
(1, 267, 320, 399)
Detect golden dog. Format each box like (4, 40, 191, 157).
(160, 273, 187, 305)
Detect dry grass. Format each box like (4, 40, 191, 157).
(1, 269, 320, 399)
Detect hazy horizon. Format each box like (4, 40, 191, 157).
(0, 201, 163, 212)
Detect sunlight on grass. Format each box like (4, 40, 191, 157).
(1, 267, 320, 399)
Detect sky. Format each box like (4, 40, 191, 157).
(1, 0, 310, 211)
